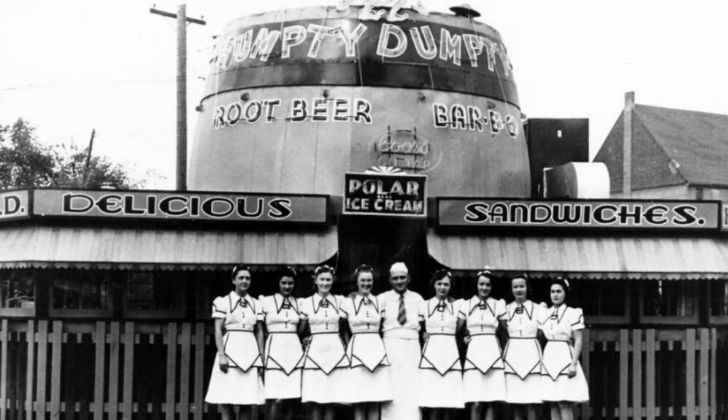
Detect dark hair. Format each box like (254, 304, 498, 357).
(279, 266, 297, 280)
(428, 268, 453, 289)
(314, 264, 335, 278)
(548, 277, 571, 303)
(352, 264, 375, 281)
(231, 265, 252, 279)
(476, 267, 494, 279)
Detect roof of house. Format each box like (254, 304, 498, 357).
(595, 104, 728, 190)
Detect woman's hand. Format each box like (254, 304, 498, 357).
(567, 361, 577, 378)
(218, 353, 229, 373)
(302, 336, 312, 348)
(463, 335, 471, 345)
(422, 332, 429, 342)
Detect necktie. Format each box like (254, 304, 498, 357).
(397, 293, 407, 325)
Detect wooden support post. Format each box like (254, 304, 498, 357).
(179, 323, 191, 420)
(108, 322, 120, 419)
(166, 323, 178, 420)
(50, 321, 62, 418)
(709, 328, 717, 420)
(35, 321, 48, 420)
(632, 329, 642, 419)
(686, 329, 696, 420)
(122, 322, 135, 419)
(25, 320, 35, 420)
(0, 319, 7, 420)
(93, 322, 106, 420)
(645, 329, 656, 420)
(619, 329, 629, 420)
(581, 328, 590, 420)
(698, 328, 709, 419)
(193, 323, 205, 420)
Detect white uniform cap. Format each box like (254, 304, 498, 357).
(389, 262, 409, 275)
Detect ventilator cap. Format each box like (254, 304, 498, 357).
(389, 262, 409, 276)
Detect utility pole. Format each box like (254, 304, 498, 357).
(150, 4, 206, 192)
(82, 129, 96, 187)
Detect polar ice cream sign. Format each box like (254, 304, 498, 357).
(344, 173, 426, 217)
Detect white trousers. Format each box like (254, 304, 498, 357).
(381, 338, 422, 420)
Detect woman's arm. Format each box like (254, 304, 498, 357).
(298, 318, 311, 347)
(569, 329, 584, 377)
(456, 318, 469, 345)
(340, 318, 351, 346)
(214, 318, 228, 373)
(255, 321, 265, 355)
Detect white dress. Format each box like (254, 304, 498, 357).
(260, 294, 304, 400)
(418, 298, 464, 408)
(503, 300, 544, 404)
(378, 289, 424, 420)
(205, 292, 265, 405)
(340, 294, 393, 403)
(300, 294, 349, 403)
(459, 296, 507, 403)
(539, 305, 590, 402)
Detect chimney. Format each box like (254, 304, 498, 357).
(622, 91, 634, 195)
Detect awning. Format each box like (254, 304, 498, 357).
(0, 225, 338, 270)
(427, 230, 728, 280)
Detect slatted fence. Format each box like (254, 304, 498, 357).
(0, 321, 725, 420)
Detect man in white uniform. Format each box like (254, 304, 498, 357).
(378, 262, 424, 420)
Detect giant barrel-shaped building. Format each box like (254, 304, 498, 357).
(190, 5, 530, 198)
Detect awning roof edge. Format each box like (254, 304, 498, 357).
(427, 230, 728, 280)
(0, 226, 338, 269)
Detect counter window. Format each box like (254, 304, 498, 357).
(0, 270, 36, 316)
(124, 271, 185, 318)
(709, 280, 728, 324)
(50, 271, 111, 317)
(640, 280, 698, 324)
(577, 279, 630, 324)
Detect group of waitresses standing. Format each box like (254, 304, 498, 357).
(204, 262, 589, 420)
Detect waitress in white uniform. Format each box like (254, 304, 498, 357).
(340, 264, 393, 420)
(458, 268, 506, 420)
(259, 267, 304, 420)
(205, 265, 265, 420)
(503, 274, 545, 420)
(299, 265, 348, 420)
(418, 269, 464, 419)
(539, 278, 589, 420)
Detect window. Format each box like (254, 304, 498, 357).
(640, 280, 698, 324)
(0, 270, 36, 316)
(576, 279, 631, 324)
(709, 280, 728, 324)
(123, 271, 185, 318)
(50, 271, 111, 317)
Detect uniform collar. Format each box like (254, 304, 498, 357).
(428, 297, 453, 317)
(274, 293, 298, 313)
(353, 293, 378, 314)
(229, 291, 255, 312)
(549, 304, 568, 323)
(508, 300, 533, 320)
(469, 296, 494, 316)
(312, 293, 337, 313)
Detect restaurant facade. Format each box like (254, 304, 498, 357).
(0, 4, 727, 419)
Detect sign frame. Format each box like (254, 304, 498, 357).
(437, 197, 722, 232)
(343, 172, 427, 218)
(0, 189, 31, 222)
(30, 188, 330, 226)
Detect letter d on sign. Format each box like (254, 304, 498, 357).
(63, 193, 94, 213)
(3, 195, 21, 215)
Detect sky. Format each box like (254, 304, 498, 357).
(1, 0, 728, 189)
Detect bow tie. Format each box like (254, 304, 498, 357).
(436, 300, 447, 312)
(515, 304, 524, 314)
(478, 299, 487, 310)
(238, 299, 248, 308)
(281, 298, 292, 310)
(550, 308, 559, 320)
(319, 299, 330, 308)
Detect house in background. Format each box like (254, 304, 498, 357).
(595, 92, 728, 200)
